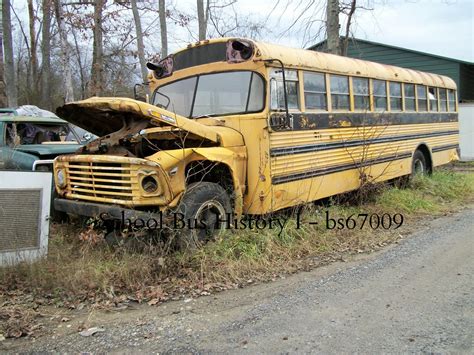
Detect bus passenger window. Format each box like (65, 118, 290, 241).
(389, 82, 402, 111)
(404, 84, 415, 111)
(303, 72, 327, 110)
(417, 85, 428, 111)
(353, 77, 369, 110)
(439, 89, 447, 112)
(270, 69, 299, 111)
(330, 75, 349, 110)
(448, 90, 456, 112)
(428, 87, 438, 111)
(373, 80, 387, 111)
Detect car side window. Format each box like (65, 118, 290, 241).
(5, 123, 18, 146)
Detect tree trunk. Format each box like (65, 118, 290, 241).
(197, 0, 207, 41)
(0, 28, 6, 107)
(71, 25, 86, 99)
(90, 0, 105, 96)
(41, 0, 52, 110)
(27, 0, 40, 102)
(159, 0, 168, 58)
(54, 0, 74, 103)
(326, 0, 340, 55)
(2, 0, 17, 107)
(341, 0, 356, 56)
(131, 0, 147, 83)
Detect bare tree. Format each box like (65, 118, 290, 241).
(27, 0, 40, 100)
(131, 0, 147, 83)
(197, 0, 209, 40)
(70, 24, 87, 99)
(279, 0, 373, 55)
(41, 0, 52, 109)
(2, 0, 17, 106)
(207, 0, 267, 38)
(54, 0, 75, 103)
(326, 0, 340, 54)
(0, 17, 6, 107)
(159, 0, 168, 58)
(341, 0, 358, 56)
(90, 0, 105, 96)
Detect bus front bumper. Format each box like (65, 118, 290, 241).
(54, 198, 164, 222)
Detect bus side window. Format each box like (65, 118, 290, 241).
(270, 69, 299, 111)
(428, 87, 438, 111)
(330, 75, 350, 110)
(353, 77, 370, 111)
(404, 84, 415, 111)
(303, 71, 327, 110)
(417, 85, 428, 111)
(389, 82, 402, 111)
(439, 88, 447, 112)
(373, 79, 387, 111)
(448, 89, 456, 112)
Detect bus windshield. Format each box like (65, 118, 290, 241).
(153, 71, 264, 118)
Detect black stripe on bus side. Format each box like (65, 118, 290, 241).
(432, 144, 459, 153)
(279, 112, 458, 131)
(270, 130, 459, 157)
(272, 152, 413, 185)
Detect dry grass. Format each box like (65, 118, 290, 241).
(1, 168, 473, 332)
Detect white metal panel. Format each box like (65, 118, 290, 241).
(0, 171, 51, 265)
(459, 103, 474, 161)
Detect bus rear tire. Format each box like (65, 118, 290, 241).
(411, 150, 428, 176)
(175, 182, 232, 251)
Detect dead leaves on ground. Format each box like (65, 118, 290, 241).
(0, 306, 41, 339)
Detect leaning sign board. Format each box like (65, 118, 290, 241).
(0, 171, 51, 266)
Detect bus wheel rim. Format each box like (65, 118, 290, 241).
(414, 159, 424, 174)
(195, 200, 226, 240)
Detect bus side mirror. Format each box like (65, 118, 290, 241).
(134, 83, 149, 102)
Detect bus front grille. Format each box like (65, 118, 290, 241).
(65, 161, 135, 201)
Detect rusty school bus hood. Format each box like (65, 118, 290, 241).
(56, 97, 242, 145)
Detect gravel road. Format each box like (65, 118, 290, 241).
(4, 207, 473, 354)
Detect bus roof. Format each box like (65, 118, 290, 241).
(175, 38, 457, 89)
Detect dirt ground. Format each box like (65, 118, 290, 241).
(2, 204, 473, 353)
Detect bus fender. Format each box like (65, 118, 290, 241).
(192, 147, 247, 218)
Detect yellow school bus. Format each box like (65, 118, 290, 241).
(53, 38, 459, 247)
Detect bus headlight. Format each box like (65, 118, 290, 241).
(57, 169, 66, 188)
(141, 175, 159, 194)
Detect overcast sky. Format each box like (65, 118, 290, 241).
(175, 0, 473, 62)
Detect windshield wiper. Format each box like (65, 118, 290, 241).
(193, 114, 213, 119)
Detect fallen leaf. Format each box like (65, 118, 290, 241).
(79, 327, 105, 337)
(147, 298, 159, 306)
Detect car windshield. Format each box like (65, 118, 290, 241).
(6, 122, 80, 145)
(153, 71, 265, 118)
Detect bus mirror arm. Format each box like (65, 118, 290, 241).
(264, 59, 290, 125)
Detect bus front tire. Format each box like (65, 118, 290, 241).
(175, 182, 232, 250)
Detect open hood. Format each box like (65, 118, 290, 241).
(56, 97, 230, 144)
